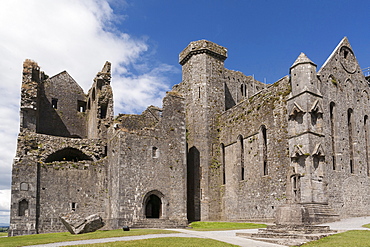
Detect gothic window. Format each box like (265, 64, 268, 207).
(100, 104, 108, 119)
(330, 102, 336, 170)
(240, 84, 244, 96)
(18, 199, 28, 216)
(348, 108, 354, 173)
(237, 135, 244, 180)
(365, 115, 369, 176)
(261, 125, 268, 175)
(52, 98, 58, 109)
(87, 98, 91, 110)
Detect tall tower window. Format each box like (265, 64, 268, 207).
(348, 108, 354, 173)
(330, 102, 336, 170)
(365, 115, 369, 176)
(261, 125, 268, 175)
(18, 199, 28, 216)
(238, 135, 244, 180)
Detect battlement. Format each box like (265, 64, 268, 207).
(179, 40, 227, 65)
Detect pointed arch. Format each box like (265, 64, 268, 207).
(45, 147, 93, 163)
(143, 190, 165, 219)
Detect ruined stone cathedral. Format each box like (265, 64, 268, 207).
(9, 37, 370, 236)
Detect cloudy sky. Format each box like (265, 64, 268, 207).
(1, 0, 370, 224)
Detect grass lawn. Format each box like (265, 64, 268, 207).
(74, 237, 238, 246)
(0, 229, 176, 247)
(300, 230, 370, 247)
(189, 221, 266, 231)
(363, 223, 370, 228)
(0, 232, 8, 237)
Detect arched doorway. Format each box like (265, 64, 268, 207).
(145, 194, 162, 218)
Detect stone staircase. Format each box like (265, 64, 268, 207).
(131, 218, 188, 228)
(237, 225, 338, 246)
(301, 203, 340, 224)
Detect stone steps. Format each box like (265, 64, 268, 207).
(302, 204, 340, 224)
(131, 218, 187, 228)
(236, 225, 338, 246)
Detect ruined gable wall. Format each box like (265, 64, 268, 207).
(86, 62, 113, 140)
(107, 92, 187, 227)
(38, 72, 87, 138)
(115, 106, 161, 132)
(9, 131, 108, 235)
(217, 77, 291, 221)
(223, 70, 266, 110)
(318, 39, 370, 218)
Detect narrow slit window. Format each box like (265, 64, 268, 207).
(71, 202, 76, 211)
(52, 98, 58, 109)
(77, 100, 86, 112)
(348, 109, 354, 173)
(330, 102, 336, 170)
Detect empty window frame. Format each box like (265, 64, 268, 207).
(52, 98, 58, 109)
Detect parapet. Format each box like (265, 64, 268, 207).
(179, 40, 227, 65)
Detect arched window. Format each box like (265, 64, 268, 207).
(348, 109, 354, 173)
(18, 199, 28, 216)
(92, 88, 96, 101)
(45, 148, 92, 163)
(330, 102, 336, 170)
(237, 135, 244, 180)
(365, 115, 369, 176)
(261, 125, 268, 175)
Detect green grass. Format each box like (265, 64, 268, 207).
(0, 229, 176, 247)
(300, 230, 370, 247)
(189, 221, 266, 231)
(0, 232, 8, 237)
(74, 237, 238, 246)
(362, 223, 370, 228)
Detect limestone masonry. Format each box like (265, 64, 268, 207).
(9, 37, 370, 236)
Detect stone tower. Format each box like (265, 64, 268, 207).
(178, 40, 227, 221)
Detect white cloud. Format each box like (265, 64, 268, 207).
(0, 0, 175, 224)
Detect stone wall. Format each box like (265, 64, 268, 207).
(107, 92, 187, 228)
(217, 77, 291, 221)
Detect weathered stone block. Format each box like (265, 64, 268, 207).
(60, 213, 104, 234)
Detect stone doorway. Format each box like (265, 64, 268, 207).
(145, 194, 162, 218)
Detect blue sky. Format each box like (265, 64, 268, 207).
(0, 0, 369, 224)
(115, 0, 370, 84)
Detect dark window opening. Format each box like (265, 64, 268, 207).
(238, 135, 244, 180)
(240, 84, 244, 96)
(198, 87, 201, 99)
(18, 199, 28, 216)
(344, 49, 349, 59)
(152, 147, 159, 158)
(261, 125, 268, 175)
(348, 108, 354, 173)
(365, 116, 370, 176)
(71, 202, 76, 211)
(87, 98, 91, 110)
(97, 79, 104, 90)
(77, 100, 86, 112)
(45, 148, 93, 163)
(52, 98, 58, 109)
(100, 104, 107, 119)
(92, 88, 96, 101)
(330, 102, 336, 170)
(264, 161, 268, 176)
(145, 194, 162, 218)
